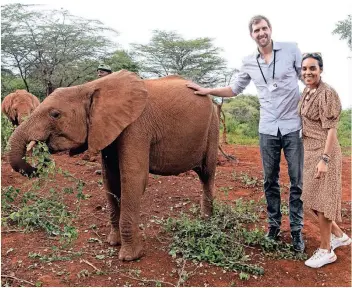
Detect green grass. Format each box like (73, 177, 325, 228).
(226, 133, 259, 146)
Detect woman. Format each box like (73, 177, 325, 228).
(300, 53, 351, 268)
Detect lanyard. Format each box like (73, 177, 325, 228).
(256, 50, 276, 84)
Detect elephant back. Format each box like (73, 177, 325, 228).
(143, 76, 214, 119)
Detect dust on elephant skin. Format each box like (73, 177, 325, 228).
(8, 70, 220, 261)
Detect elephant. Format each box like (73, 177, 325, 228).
(2, 90, 41, 126)
(8, 70, 220, 261)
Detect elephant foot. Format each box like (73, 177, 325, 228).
(201, 211, 211, 219)
(118, 243, 144, 261)
(201, 195, 213, 219)
(107, 228, 121, 246)
(201, 205, 213, 219)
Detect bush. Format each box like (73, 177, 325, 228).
(221, 95, 260, 143)
(163, 200, 306, 276)
(1, 114, 14, 154)
(337, 108, 351, 147)
(221, 96, 351, 149)
(1, 143, 85, 244)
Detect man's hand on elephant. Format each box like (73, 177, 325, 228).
(186, 82, 210, 96)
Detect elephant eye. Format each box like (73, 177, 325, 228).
(50, 110, 61, 119)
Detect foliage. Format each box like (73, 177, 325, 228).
(1, 113, 15, 154)
(332, 15, 352, 51)
(220, 95, 350, 148)
(1, 142, 87, 244)
(222, 95, 260, 139)
(1, 3, 119, 96)
(337, 108, 351, 148)
(27, 142, 56, 177)
(105, 50, 140, 74)
(131, 30, 227, 86)
(163, 200, 307, 275)
(1, 70, 29, 100)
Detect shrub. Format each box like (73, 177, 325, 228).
(1, 114, 14, 154)
(163, 200, 306, 275)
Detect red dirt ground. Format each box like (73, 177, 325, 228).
(1, 144, 351, 287)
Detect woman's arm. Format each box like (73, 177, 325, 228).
(323, 128, 337, 156)
(315, 128, 337, 179)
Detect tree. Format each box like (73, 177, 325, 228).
(1, 70, 28, 100)
(104, 50, 140, 74)
(1, 3, 119, 96)
(332, 15, 352, 51)
(223, 95, 260, 139)
(131, 30, 227, 86)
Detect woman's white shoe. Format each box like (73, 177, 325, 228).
(331, 233, 352, 251)
(305, 248, 337, 268)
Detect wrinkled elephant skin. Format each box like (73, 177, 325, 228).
(8, 70, 219, 261)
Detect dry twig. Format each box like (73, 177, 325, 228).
(176, 259, 187, 286)
(1, 275, 35, 286)
(81, 259, 101, 273)
(111, 270, 176, 287)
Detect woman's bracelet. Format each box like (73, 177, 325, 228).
(321, 154, 330, 164)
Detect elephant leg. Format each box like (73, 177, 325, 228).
(101, 142, 121, 246)
(194, 123, 218, 219)
(194, 159, 215, 219)
(118, 142, 149, 261)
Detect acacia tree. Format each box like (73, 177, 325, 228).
(104, 50, 140, 75)
(131, 30, 227, 86)
(1, 3, 119, 97)
(332, 15, 352, 51)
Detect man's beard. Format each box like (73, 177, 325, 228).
(257, 36, 270, 48)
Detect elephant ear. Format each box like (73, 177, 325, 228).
(31, 94, 40, 109)
(1, 93, 15, 121)
(87, 70, 148, 153)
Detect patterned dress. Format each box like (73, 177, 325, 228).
(299, 81, 342, 222)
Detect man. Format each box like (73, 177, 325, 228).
(97, 63, 112, 78)
(187, 15, 304, 252)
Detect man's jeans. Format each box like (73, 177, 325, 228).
(259, 129, 304, 232)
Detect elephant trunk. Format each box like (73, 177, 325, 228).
(8, 122, 38, 177)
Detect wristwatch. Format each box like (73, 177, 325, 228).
(321, 154, 329, 164)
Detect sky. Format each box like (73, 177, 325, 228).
(2, 0, 352, 108)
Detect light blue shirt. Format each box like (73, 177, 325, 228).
(231, 41, 302, 136)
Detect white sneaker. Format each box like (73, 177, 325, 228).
(305, 248, 337, 268)
(331, 233, 352, 251)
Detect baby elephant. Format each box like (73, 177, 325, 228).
(2, 90, 40, 126)
(8, 70, 220, 261)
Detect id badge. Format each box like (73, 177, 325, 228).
(268, 82, 278, 92)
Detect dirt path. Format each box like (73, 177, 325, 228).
(1, 145, 351, 287)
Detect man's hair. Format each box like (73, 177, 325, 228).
(97, 63, 112, 73)
(248, 15, 272, 33)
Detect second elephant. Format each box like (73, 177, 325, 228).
(2, 90, 41, 126)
